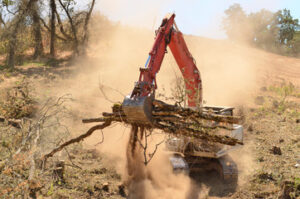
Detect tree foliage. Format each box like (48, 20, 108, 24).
(248, 9, 277, 47)
(276, 9, 299, 44)
(223, 4, 249, 42)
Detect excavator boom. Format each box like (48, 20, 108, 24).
(169, 28, 202, 107)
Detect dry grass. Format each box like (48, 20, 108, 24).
(231, 84, 300, 198)
(0, 80, 37, 119)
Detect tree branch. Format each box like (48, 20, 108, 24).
(0, 12, 6, 27)
(82, 0, 96, 49)
(39, 16, 67, 41)
(82, 101, 243, 146)
(54, 9, 72, 40)
(57, 0, 78, 52)
(41, 120, 112, 166)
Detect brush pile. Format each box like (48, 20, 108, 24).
(42, 99, 242, 164)
(82, 100, 243, 146)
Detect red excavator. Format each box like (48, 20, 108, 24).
(122, 14, 243, 182)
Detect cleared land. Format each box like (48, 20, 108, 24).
(0, 29, 299, 198)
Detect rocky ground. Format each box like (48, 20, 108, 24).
(231, 85, 300, 199)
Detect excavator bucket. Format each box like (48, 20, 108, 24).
(122, 95, 154, 125)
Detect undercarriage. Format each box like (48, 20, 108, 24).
(166, 105, 243, 183)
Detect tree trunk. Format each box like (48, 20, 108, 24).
(7, 0, 35, 69)
(7, 30, 18, 69)
(0, 12, 6, 28)
(7, 15, 22, 69)
(31, 0, 43, 59)
(50, 0, 56, 57)
(81, 0, 96, 55)
(58, 0, 78, 54)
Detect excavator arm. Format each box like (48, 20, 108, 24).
(169, 25, 202, 107)
(123, 14, 202, 124)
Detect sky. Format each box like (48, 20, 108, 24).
(85, 0, 300, 39)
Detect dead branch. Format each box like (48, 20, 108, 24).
(81, 0, 96, 51)
(153, 100, 240, 123)
(139, 129, 165, 165)
(41, 120, 112, 166)
(147, 139, 165, 164)
(39, 16, 67, 41)
(46, 98, 242, 169)
(64, 148, 82, 170)
(82, 99, 243, 146)
(94, 130, 105, 146)
(54, 9, 72, 40)
(82, 117, 106, 123)
(98, 82, 125, 104)
(57, 0, 78, 53)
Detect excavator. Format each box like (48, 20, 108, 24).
(122, 14, 243, 182)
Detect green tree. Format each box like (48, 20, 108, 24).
(248, 9, 276, 48)
(276, 9, 299, 44)
(223, 4, 300, 56)
(223, 3, 249, 42)
(289, 30, 300, 56)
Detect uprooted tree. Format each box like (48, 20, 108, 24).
(41, 99, 243, 167)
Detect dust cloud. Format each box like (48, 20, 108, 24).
(39, 9, 300, 198)
(53, 22, 254, 199)
(96, 0, 174, 28)
(123, 126, 205, 199)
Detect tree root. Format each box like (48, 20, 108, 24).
(41, 120, 112, 167)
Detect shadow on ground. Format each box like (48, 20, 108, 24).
(186, 170, 238, 199)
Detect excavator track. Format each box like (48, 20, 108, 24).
(169, 154, 238, 184)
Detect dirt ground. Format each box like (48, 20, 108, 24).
(0, 28, 300, 198)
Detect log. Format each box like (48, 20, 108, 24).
(152, 100, 240, 123)
(80, 100, 243, 146)
(82, 117, 106, 123)
(42, 100, 243, 164)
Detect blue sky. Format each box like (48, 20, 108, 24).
(89, 0, 300, 39)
